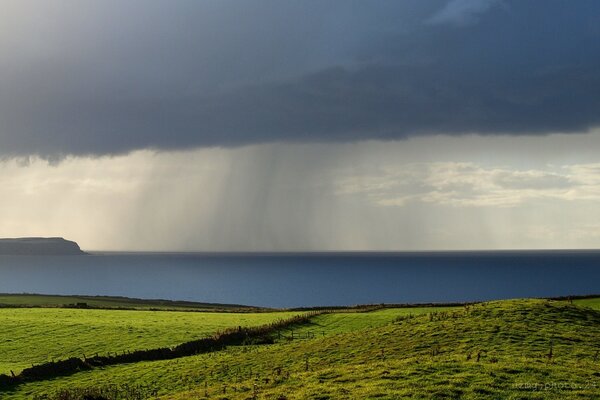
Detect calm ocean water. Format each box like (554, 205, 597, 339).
(0, 251, 598, 308)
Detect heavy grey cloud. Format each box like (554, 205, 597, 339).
(1, 0, 599, 157)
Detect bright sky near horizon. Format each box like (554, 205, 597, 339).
(1, 0, 600, 251)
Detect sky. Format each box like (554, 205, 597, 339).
(1, 0, 600, 251)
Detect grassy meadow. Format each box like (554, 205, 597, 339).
(277, 306, 458, 339)
(0, 307, 299, 375)
(573, 297, 600, 311)
(0, 296, 599, 399)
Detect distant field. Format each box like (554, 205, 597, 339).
(573, 297, 600, 310)
(3, 299, 599, 399)
(280, 306, 458, 339)
(0, 293, 260, 311)
(0, 308, 300, 375)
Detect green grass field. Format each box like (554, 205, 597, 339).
(573, 297, 600, 311)
(2, 298, 599, 399)
(278, 306, 457, 339)
(0, 308, 300, 375)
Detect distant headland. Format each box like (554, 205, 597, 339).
(0, 238, 86, 255)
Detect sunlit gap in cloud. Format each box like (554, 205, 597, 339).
(2, 131, 600, 251)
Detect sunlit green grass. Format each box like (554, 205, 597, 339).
(573, 297, 600, 311)
(279, 306, 457, 339)
(0, 308, 299, 375)
(4, 299, 599, 399)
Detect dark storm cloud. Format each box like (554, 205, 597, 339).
(1, 0, 599, 157)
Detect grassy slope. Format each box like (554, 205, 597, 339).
(280, 307, 457, 338)
(0, 308, 299, 375)
(4, 299, 600, 399)
(574, 297, 600, 311)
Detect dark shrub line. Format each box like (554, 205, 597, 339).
(0, 312, 322, 390)
(547, 294, 600, 301)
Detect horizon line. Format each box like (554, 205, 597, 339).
(82, 248, 600, 254)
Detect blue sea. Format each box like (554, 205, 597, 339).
(0, 251, 598, 308)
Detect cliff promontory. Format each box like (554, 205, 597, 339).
(0, 238, 86, 255)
